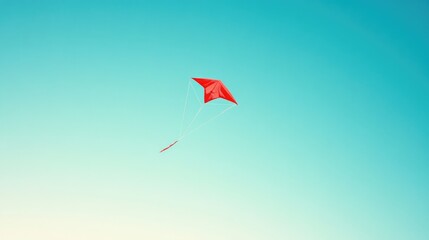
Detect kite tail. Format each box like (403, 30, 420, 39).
(160, 140, 178, 153)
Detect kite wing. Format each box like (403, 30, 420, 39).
(192, 78, 238, 105)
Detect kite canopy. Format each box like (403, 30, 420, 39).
(192, 78, 238, 105)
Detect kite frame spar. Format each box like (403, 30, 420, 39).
(160, 77, 238, 153)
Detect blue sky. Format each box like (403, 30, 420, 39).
(1, 0, 428, 239)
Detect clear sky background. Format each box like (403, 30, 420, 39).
(1, 0, 428, 239)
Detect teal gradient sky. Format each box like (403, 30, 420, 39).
(1, 1, 428, 239)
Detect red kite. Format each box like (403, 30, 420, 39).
(160, 77, 237, 153)
(192, 78, 238, 105)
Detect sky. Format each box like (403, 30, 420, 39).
(0, 0, 428, 239)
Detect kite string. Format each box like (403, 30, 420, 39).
(179, 104, 235, 140)
(190, 81, 202, 107)
(179, 80, 203, 138)
(179, 80, 191, 137)
(181, 104, 203, 138)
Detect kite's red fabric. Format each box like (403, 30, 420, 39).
(192, 78, 238, 105)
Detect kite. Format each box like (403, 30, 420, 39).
(160, 77, 238, 153)
(192, 78, 238, 105)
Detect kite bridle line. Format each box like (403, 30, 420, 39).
(178, 104, 235, 141)
(182, 104, 204, 136)
(179, 79, 205, 137)
(179, 80, 191, 138)
(190, 80, 203, 107)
